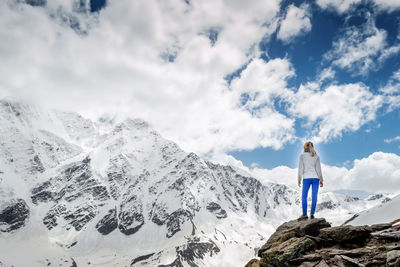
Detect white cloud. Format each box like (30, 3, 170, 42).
(230, 58, 295, 110)
(250, 151, 400, 194)
(0, 0, 393, 160)
(285, 82, 383, 143)
(277, 4, 312, 43)
(252, 165, 298, 188)
(373, 0, 400, 12)
(316, 0, 400, 14)
(384, 136, 400, 143)
(316, 0, 361, 14)
(347, 152, 400, 193)
(318, 67, 336, 82)
(324, 13, 387, 76)
(0, 0, 299, 156)
(379, 68, 400, 112)
(378, 44, 400, 63)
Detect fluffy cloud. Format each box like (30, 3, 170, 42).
(316, 0, 400, 13)
(324, 13, 387, 76)
(0, 0, 298, 156)
(277, 4, 312, 43)
(230, 58, 295, 110)
(251, 152, 400, 194)
(347, 152, 400, 193)
(316, 0, 361, 14)
(285, 82, 383, 143)
(379, 68, 400, 112)
(0, 0, 393, 161)
(372, 0, 400, 11)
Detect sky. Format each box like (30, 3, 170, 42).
(0, 0, 399, 194)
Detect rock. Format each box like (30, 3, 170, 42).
(247, 217, 400, 267)
(118, 195, 145, 236)
(299, 261, 319, 267)
(387, 250, 400, 263)
(368, 223, 392, 232)
(64, 205, 97, 231)
(206, 202, 227, 219)
(118, 211, 144, 235)
(290, 253, 322, 264)
(245, 258, 261, 267)
(340, 255, 366, 267)
(131, 253, 155, 266)
(260, 237, 316, 266)
(167, 237, 220, 267)
(314, 260, 329, 267)
(332, 255, 346, 267)
(165, 209, 193, 238)
(0, 199, 30, 232)
(316, 247, 373, 257)
(258, 218, 330, 256)
(96, 208, 118, 235)
(372, 230, 400, 240)
(318, 225, 371, 245)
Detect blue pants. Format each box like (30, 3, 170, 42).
(302, 178, 319, 216)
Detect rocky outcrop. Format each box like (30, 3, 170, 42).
(246, 218, 400, 267)
(0, 199, 30, 232)
(206, 202, 227, 219)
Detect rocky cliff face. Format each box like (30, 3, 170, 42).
(246, 217, 400, 267)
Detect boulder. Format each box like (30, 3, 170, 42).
(318, 225, 371, 245)
(260, 237, 316, 266)
(387, 250, 400, 264)
(247, 217, 400, 267)
(245, 259, 261, 267)
(368, 223, 392, 232)
(372, 230, 400, 240)
(258, 218, 330, 256)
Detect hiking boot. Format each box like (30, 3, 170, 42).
(298, 215, 308, 221)
(310, 214, 315, 219)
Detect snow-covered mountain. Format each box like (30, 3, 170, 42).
(344, 194, 400, 226)
(0, 99, 392, 266)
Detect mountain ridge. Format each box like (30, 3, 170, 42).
(0, 99, 393, 266)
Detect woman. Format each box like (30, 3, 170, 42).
(297, 141, 323, 220)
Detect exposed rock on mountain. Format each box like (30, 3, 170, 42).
(0, 99, 395, 266)
(0, 199, 30, 232)
(246, 218, 400, 267)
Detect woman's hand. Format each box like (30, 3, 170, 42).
(298, 181, 301, 187)
(320, 180, 323, 187)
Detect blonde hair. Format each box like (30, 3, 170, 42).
(303, 141, 316, 157)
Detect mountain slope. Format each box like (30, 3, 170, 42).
(0, 99, 392, 267)
(345, 194, 400, 226)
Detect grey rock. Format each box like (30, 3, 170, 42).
(387, 250, 400, 263)
(96, 208, 118, 235)
(0, 199, 30, 232)
(206, 202, 227, 219)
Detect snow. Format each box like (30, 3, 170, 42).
(346, 194, 400, 226)
(0, 99, 396, 267)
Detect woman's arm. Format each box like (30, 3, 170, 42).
(298, 154, 303, 187)
(315, 156, 323, 186)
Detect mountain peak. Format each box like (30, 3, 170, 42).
(114, 118, 152, 132)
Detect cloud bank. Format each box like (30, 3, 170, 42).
(221, 151, 400, 194)
(0, 0, 398, 162)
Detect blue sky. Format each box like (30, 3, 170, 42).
(1, 0, 399, 193)
(230, 0, 400, 169)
